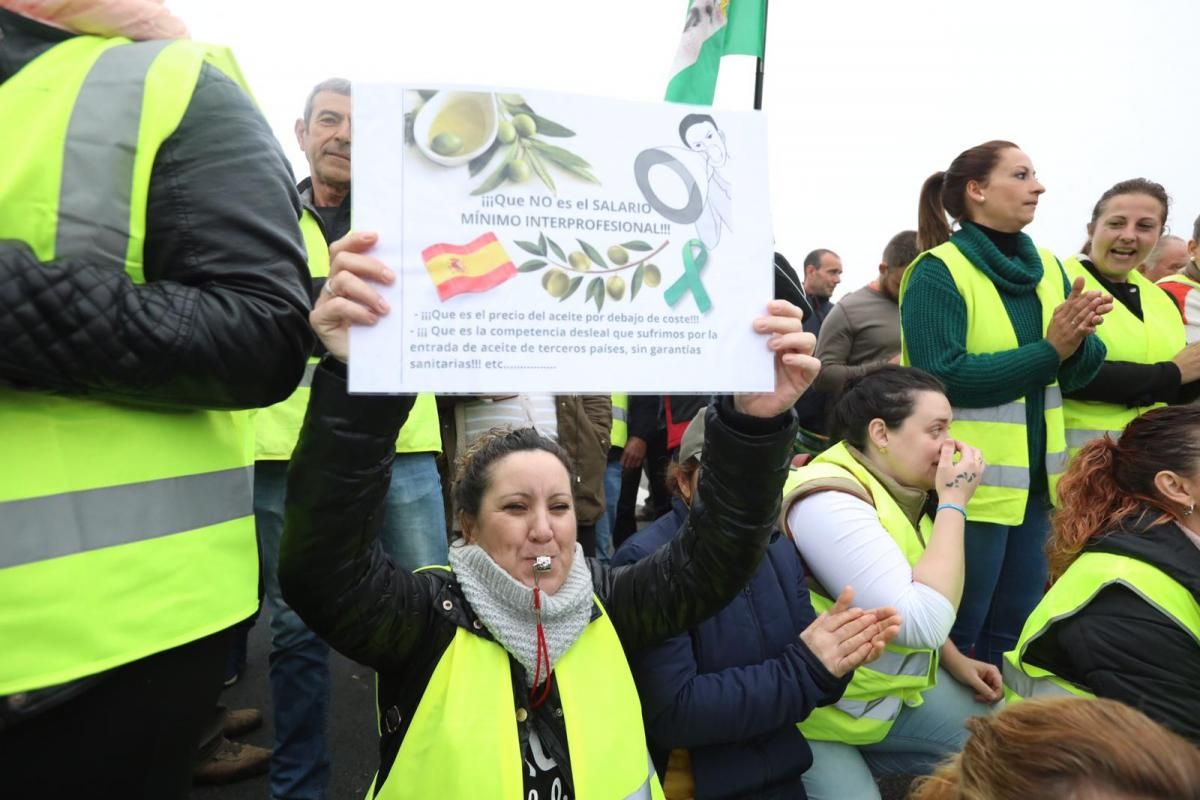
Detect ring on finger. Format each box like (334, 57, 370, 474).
(323, 280, 338, 297)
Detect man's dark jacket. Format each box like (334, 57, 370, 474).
(613, 501, 849, 800)
(279, 361, 796, 795)
(0, 11, 312, 407)
(1025, 516, 1200, 744)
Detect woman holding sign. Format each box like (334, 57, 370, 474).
(900, 140, 1111, 670)
(278, 232, 900, 799)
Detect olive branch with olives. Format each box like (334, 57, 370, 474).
(467, 94, 599, 196)
(516, 233, 666, 311)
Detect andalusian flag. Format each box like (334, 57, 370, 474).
(665, 0, 767, 105)
(422, 232, 517, 301)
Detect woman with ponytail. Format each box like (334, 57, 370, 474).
(899, 140, 1113, 670)
(1002, 406, 1200, 744)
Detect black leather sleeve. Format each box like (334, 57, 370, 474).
(595, 397, 797, 655)
(279, 359, 439, 673)
(0, 64, 312, 410)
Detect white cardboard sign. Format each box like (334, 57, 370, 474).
(350, 84, 773, 393)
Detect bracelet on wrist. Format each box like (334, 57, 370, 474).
(936, 502, 968, 518)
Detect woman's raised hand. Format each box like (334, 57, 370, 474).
(734, 300, 822, 419)
(799, 586, 903, 678)
(1046, 276, 1113, 360)
(935, 440, 986, 507)
(310, 231, 393, 363)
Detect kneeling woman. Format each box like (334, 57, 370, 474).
(1003, 405, 1200, 744)
(783, 367, 1002, 800)
(278, 237, 896, 799)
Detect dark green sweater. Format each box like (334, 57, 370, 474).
(901, 222, 1107, 492)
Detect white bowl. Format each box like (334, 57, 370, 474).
(413, 91, 500, 167)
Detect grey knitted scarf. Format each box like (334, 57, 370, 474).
(447, 541, 594, 686)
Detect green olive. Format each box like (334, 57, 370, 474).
(568, 251, 591, 272)
(606, 245, 629, 266)
(497, 120, 516, 145)
(430, 132, 463, 156)
(607, 276, 626, 300)
(643, 264, 661, 287)
(543, 269, 570, 298)
(512, 113, 537, 138)
(507, 159, 531, 182)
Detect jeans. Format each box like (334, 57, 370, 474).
(592, 457, 623, 563)
(802, 670, 993, 799)
(950, 491, 1051, 669)
(258, 452, 447, 800)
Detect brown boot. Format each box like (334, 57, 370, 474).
(193, 738, 270, 785)
(222, 707, 263, 738)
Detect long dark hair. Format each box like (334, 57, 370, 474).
(1049, 406, 1200, 581)
(917, 140, 1018, 250)
(832, 366, 946, 451)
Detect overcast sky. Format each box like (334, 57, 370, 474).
(176, 0, 1199, 296)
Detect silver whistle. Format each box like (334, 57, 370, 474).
(533, 556, 552, 572)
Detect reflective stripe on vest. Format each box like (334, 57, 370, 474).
(611, 393, 629, 449)
(784, 443, 939, 746)
(900, 241, 1069, 525)
(373, 593, 665, 800)
(1002, 551, 1200, 704)
(0, 37, 257, 695)
(253, 210, 441, 460)
(1061, 257, 1184, 457)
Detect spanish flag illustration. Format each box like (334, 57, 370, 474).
(421, 232, 517, 301)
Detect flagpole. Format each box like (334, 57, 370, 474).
(753, 0, 769, 110)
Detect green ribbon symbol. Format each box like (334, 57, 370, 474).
(664, 239, 712, 313)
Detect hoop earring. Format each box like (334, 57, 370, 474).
(1185, 504, 1195, 517)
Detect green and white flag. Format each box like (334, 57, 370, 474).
(665, 0, 767, 105)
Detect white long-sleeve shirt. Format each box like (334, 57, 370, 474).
(788, 491, 955, 650)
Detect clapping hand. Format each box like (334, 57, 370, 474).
(1046, 277, 1113, 360)
(800, 586, 903, 678)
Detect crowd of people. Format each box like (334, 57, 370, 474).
(5, 3, 1200, 800)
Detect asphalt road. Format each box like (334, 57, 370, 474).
(193, 618, 379, 800)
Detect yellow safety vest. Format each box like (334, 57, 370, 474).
(782, 443, 939, 746)
(253, 210, 441, 460)
(900, 241, 1069, 525)
(0, 36, 258, 694)
(611, 393, 629, 449)
(372, 581, 664, 799)
(1061, 257, 1184, 457)
(1002, 551, 1200, 702)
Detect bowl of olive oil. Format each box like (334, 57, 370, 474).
(413, 91, 499, 167)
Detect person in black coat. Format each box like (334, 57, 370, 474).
(277, 239, 902, 798)
(1014, 405, 1200, 744)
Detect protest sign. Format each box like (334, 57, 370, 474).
(350, 84, 772, 393)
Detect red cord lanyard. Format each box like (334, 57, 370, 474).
(529, 571, 553, 709)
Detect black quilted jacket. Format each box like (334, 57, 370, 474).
(0, 11, 313, 409)
(280, 359, 797, 794)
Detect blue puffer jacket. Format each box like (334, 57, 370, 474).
(614, 500, 851, 800)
